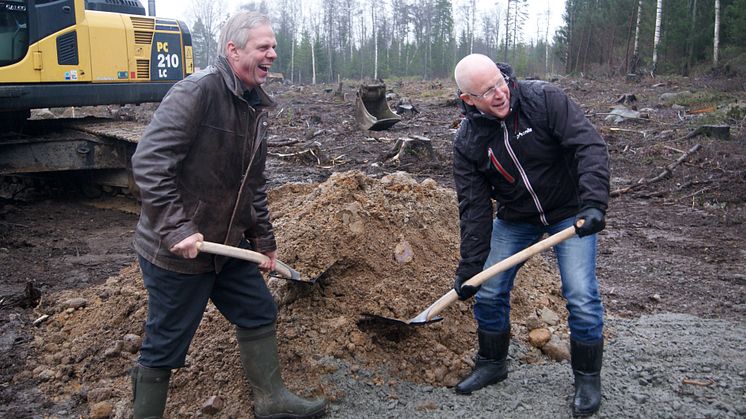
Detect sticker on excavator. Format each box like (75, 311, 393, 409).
(150, 32, 183, 81)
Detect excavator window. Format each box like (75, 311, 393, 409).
(0, 0, 28, 66)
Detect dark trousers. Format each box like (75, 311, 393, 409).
(137, 241, 277, 369)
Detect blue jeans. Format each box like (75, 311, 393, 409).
(474, 217, 604, 343)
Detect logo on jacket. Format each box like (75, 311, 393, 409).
(516, 127, 533, 140)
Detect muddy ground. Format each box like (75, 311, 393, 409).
(1, 74, 745, 418)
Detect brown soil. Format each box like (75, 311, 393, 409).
(1, 75, 745, 418)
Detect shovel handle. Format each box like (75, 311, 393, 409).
(423, 223, 580, 321)
(196, 241, 296, 279)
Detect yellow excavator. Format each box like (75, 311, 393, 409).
(0, 0, 193, 124)
(0, 0, 193, 196)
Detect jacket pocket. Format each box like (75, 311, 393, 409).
(488, 147, 516, 184)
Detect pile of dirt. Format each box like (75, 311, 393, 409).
(26, 171, 571, 417)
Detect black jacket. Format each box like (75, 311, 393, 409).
(132, 56, 276, 274)
(453, 65, 609, 280)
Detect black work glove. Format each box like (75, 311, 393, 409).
(454, 275, 480, 301)
(574, 207, 606, 237)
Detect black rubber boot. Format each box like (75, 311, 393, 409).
(571, 338, 604, 417)
(237, 323, 327, 419)
(131, 364, 171, 419)
(455, 329, 510, 394)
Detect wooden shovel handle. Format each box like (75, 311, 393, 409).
(424, 223, 581, 321)
(196, 241, 294, 279)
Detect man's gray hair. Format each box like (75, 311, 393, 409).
(218, 11, 271, 58)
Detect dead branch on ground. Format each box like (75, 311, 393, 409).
(268, 138, 300, 147)
(610, 144, 702, 197)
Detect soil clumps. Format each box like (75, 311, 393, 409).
(28, 170, 570, 417)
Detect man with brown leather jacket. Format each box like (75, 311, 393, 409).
(129, 11, 326, 419)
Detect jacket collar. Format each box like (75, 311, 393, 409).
(215, 56, 276, 108)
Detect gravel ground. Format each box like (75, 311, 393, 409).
(323, 313, 746, 418)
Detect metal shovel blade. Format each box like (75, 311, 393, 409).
(196, 241, 316, 284)
(359, 224, 579, 328)
(359, 311, 443, 327)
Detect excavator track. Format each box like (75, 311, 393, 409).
(0, 117, 149, 200)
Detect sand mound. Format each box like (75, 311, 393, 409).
(27, 171, 569, 417)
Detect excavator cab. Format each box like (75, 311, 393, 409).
(0, 0, 193, 119)
(0, 0, 28, 67)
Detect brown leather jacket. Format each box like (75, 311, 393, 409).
(132, 56, 276, 274)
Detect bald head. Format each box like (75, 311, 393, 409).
(454, 54, 512, 119)
(454, 54, 499, 93)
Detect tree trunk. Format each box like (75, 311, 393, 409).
(511, 1, 518, 63)
(545, 1, 550, 75)
(652, 0, 663, 76)
(607, 25, 616, 70)
(624, 5, 635, 74)
(372, 4, 378, 80)
(713, 0, 720, 66)
(504, 0, 511, 62)
(684, 0, 697, 76)
(311, 38, 317, 85)
(631, 0, 642, 73)
(290, 36, 295, 83)
(466, 0, 474, 54)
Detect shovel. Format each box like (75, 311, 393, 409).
(362, 222, 581, 326)
(196, 241, 315, 284)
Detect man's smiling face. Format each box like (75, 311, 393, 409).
(227, 24, 277, 88)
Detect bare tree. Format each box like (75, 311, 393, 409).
(190, 0, 226, 66)
(372, 2, 378, 79)
(306, 11, 320, 84)
(630, 0, 642, 73)
(458, 0, 475, 55)
(504, 0, 510, 61)
(510, 0, 527, 63)
(545, 0, 550, 75)
(470, 0, 476, 54)
(684, 0, 697, 76)
(652, 0, 662, 76)
(713, 0, 720, 66)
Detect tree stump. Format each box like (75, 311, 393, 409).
(616, 93, 637, 105)
(382, 136, 436, 166)
(687, 125, 731, 141)
(396, 97, 419, 115)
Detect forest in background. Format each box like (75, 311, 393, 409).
(185, 0, 746, 82)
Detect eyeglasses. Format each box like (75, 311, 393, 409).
(466, 76, 510, 100)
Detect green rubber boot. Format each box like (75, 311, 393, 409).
(237, 324, 327, 419)
(131, 364, 171, 419)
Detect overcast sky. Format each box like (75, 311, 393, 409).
(150, 0, 565, 43)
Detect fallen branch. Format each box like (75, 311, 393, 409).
(662, 145, 685, 154)
(595, 112, 651, 122)
(610, 143, 702, 197)
(268, 148, 322, 165)
(268, 138, 300, 147)
(609, 127, 647, 137)
(0, 221, 30, 228)
(680, 187, 711, 201)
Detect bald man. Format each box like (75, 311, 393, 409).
(451, 54, 609, 417)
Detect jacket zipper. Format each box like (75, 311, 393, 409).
(223, 106, 264, 245)
(501, 122, 549, 226)
(488, 147, 515, 184)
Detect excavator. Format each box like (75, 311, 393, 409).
(0, 0, 193, 196)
